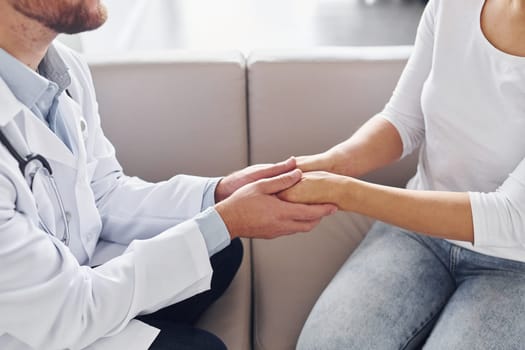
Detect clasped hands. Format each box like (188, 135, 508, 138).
(214, 155, 346, 240)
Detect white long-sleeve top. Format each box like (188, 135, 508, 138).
(380, 0, 525, 262)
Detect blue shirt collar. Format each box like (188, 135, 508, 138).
(0, 44, 71, 108)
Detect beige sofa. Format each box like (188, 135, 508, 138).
(87, 46, 418, 350)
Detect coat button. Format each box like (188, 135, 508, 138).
(80, 120, 87, 132)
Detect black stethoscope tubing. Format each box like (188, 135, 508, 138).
(0, 127, 70, 245)
(0, 129, 53, 176)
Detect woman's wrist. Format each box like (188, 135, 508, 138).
(330, 176, 360, 211)
(324, 148, 356, 176)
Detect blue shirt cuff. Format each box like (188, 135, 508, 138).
(194, 207, 231, 257)
(201, 177, 223, 211)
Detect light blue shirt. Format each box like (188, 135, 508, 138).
(197, 178, 232, 256)
(0, 46, 72, 149)
(0, 46, 231, 257)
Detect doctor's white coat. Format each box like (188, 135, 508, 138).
(0, 42, 216, 349)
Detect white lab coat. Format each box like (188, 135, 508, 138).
(0, 42, 214, 350)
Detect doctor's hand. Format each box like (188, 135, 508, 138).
(214, 157, 297, 203)
(215, 169, 337, 239)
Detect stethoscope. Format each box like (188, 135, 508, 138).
(0, 126, 70, 245)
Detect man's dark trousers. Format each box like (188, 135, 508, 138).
(138, 238, 244, 350)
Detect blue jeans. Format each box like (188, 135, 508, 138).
(296, 222, 525, 350)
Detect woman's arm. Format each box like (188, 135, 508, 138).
(278, 172, 474, 243)
(296, 115, 403, 178)
(281, 1, 477, 242)
(297, 0, 438, 178)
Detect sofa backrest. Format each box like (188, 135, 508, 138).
(247, 47, 417, 187)
(88, 51, 248, 182)
(89, 48, 417, 186)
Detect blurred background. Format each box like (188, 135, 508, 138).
(61, 0, 426, 54)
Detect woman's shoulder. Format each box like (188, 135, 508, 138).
(425, 0, 484, 38)
(431, 0, 483, 17)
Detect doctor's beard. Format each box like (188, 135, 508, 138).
(9, 0, 108, 34)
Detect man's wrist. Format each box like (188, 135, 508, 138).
(194, 206, 232, 256)
(215, 200, 239, 240)
(214, 177, 229, 203)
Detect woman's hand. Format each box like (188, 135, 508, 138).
(277, 171, 348, 208)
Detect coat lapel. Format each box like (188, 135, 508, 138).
(0, 78, 23, 127)
(20, 106, 77, 169)
(1, 76, 78, 170)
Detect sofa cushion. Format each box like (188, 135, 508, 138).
(248, 47, 416, 350)
(253, 212, 373, 350)
(197, 238, 252, 350)
(247, 47, 415, 187)
(89, 51, 248, 181)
